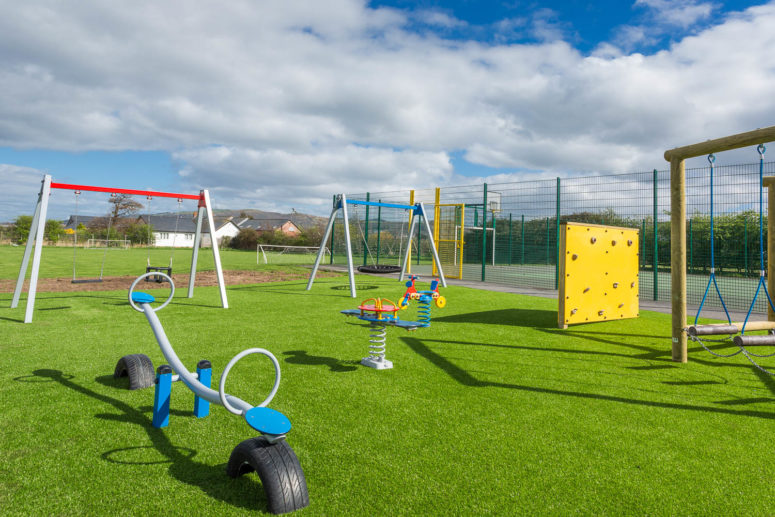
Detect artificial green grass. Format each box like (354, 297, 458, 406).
(0, 244, 281, 279)
(3, 265, 775, 515)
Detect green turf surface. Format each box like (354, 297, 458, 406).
(0, 244, 288, 279)
(3, 261, 775, 515)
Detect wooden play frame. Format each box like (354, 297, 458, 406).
(666, 125, 775, 362)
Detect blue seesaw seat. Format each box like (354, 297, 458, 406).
(340, 309, 424, 330)
(132, 292, 156, 304)
(245, 406, 292, 435)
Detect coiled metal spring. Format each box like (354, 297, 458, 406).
(417, 296, 431, 327)
(367, 321, 387, 361)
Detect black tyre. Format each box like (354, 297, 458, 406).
(226, 437, 309, 514)
(357, 264, 401, 274)
(113, 354, 155, 390)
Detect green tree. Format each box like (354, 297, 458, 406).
(230, 228, 258, 250)
(12, 215, 32, 244)
(125, 223, 154, 245)
(44, 220, 65, 243)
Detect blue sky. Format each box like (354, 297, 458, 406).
(1, 0, 774, 220)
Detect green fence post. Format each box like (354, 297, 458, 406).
(744, 218, 748, 276)
(641, 218, 646, 267)
(545, 217, 549, 265)
(416, 210, 421, 266)
(521, 214, 525, 265)
(689, 219, 693, 275)
(482, 183, 488, 281)
(555, 177, 560, 290)
(653, 169, 658, 301)
(491, 209, 497, 265)
(376, 201, 382, 264)
(363, 192, 370, 266)
(508, 213, 513, 266)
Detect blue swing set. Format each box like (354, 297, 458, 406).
(687, 144, 775, 373)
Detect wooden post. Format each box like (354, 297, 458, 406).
(763, 176, 775, 322)
(665, 125, 775, 363)
(670, 157, 687, 362)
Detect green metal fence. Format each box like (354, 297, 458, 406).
(331, 160, 775, 315)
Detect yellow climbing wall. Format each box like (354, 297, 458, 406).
(558, 222, 639, 329)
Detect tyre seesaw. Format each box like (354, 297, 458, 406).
(114, 272, 309, 514)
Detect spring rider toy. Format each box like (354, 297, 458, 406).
(341, 276, 446, 369)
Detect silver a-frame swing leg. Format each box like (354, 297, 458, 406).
(12, 174, 52, 323)
(399, 202, 447, 287)
(307, 194, 357, 298)
(187, 190, 228, 308)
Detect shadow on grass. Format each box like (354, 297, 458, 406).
(283, 351, 359, 372)
(229, 279, 389, 298)
(24, 368, 271, 512)
(432, 308, 556, 328)
(401, 336, 775, 419)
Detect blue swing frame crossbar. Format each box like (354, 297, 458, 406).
(306, 193, 446, 298)
(345, 199, 415, 211)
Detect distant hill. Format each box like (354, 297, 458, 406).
(144, 208, 327, 230)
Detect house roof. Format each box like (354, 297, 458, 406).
(137, 215, 237, 233)
(239, 218, 299, 231)
(63, 215, 99, 230)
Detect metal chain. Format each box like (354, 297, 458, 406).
(689, 333, 775, 374)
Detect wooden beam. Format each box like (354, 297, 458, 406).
(664, 126, 775, 161)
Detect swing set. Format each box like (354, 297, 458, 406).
(142, 195, 185, 282)
(306, 193, 448, 298)
(686, 145, 775, 373)
(70, 190, 117, 284)
(666, 125, 775, 365)
(11, 175, 229, 323)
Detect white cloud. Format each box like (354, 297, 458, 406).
(0, 0, 774, 220)
(635, 0, 717, 28)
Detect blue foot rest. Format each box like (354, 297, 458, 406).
(132, 292, 156, 304)
(245, 406, 292, 436)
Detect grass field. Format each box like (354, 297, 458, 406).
(4, 245, 775, 515)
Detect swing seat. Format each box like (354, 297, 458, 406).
(734, 334, 775, 347)
(689, 321, 775, 336)
(71, 278, 103, 284)
(687, 324, 738, 336)
(357, 265, 402, 274)
(145, 266, 172, 283)
(244, 406, 292, 436)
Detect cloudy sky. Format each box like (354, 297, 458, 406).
(1, 0, 773, 220)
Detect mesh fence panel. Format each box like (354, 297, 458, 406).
(336, 160, 775, 314)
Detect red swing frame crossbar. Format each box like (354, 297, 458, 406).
(50, 182, 201, 201)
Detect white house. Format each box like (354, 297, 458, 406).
(138, 215, 241, 247)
